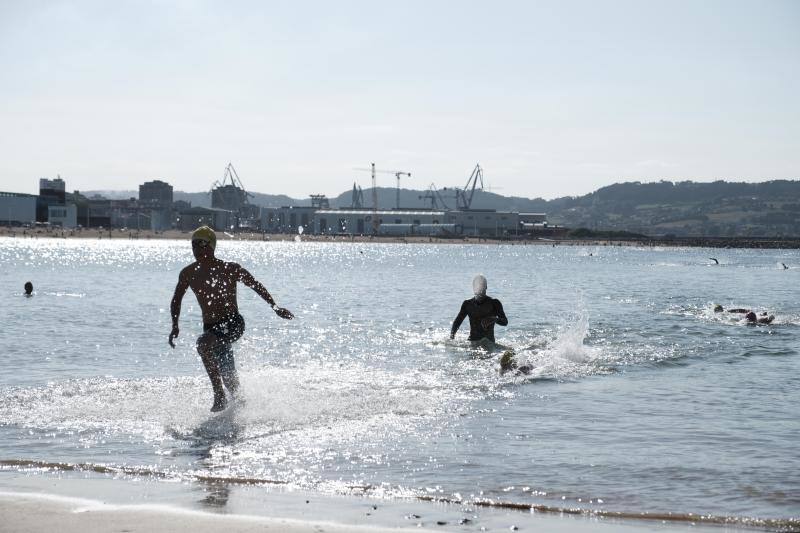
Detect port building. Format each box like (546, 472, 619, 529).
(0, 192, 37, 226)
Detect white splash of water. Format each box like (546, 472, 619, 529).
(544, 314, 599, 364)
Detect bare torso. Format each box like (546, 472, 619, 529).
(181, 258, 242, 324)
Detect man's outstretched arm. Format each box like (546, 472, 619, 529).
(169, 270, 190, 347)
(238, 266, 294, 320)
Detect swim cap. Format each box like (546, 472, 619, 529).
(191, 226, 217, 250)
(472, 274, 487, 296)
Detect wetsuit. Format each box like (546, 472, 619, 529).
(451, 297, 508, 342)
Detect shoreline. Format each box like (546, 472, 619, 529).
(0, 470, 767, 533)
(2, 227, 800, 249)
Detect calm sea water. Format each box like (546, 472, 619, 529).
(1, 237, 798, 527)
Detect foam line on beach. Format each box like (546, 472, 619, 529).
(4, 459, 797, 531)
(418, 495, 800, 531)
(0, 459, 287, 487)
(0, 490, 433, 533)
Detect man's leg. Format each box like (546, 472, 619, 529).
(197, 332, 227, 411)
(215, 342, 240, 396)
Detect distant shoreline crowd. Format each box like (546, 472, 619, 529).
(1, 226, 799, 249)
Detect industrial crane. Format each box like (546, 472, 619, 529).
(209, 162, 254, 205)
(354, 164, 412, 210)
(418, 183, 450, 210)
(350, 182, 365, 209)
(441, 163, 484, 210)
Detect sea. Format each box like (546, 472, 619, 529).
(1, 237, 798, 530)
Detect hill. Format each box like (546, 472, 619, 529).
(85, 179, 800, 237)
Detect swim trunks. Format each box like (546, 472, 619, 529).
(203, 313, 245, 382)
(203, 313, 245, 344)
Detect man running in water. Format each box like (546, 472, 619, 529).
(450, 274, 508, 344)
(169, 226, 294, 411)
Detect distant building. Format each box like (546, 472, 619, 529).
(0, 192, 37, 226)
(518, 212, 551, 235)
(148, 209, 172, 231)
(261, 206, 317, 233)
(39, 177, 66, 203)
(444, 210, 520, 237)
(37, 176, 66, 222)
(260, 207, 521, 237)
(139, 180, 173, 206)
(178, 206, 235, 232)
(48, 204, 78, 228)
(212, 184, 247, 212)
(313, 209, 449, 236)
(519, 213, 547, 224)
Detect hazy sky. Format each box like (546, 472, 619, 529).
(1, 1, 798, 199)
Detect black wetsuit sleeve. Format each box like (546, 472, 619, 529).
(451, 301, 468, 336)
(494, 300, 508, 327)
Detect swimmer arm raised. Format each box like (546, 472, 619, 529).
(450, 302, 468, 339)
(169, 270, 190, 348)
(238, 266, 294, 320)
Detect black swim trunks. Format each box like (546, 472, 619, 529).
(202, 314, 244, 383)
(203, 313, 245, 344)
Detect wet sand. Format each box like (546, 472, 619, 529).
(0, 473, 745, 533)
(0, 493, 421, 533)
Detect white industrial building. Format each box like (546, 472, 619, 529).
(48, 204, 78, 228)
(313, 209, 450, 235)
(261, 206, 317, 234)
(0, 192, 37, 226)
(444, 210, 520, 237)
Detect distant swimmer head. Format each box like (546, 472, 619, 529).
(472, 274, 487, 300)
(24, 281, 33, 295)
(191, 226, 217, 251)
(745, 311, 757, 322)
(713, 304, 724, 313)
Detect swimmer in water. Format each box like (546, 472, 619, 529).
(169, 226, 294, 412)
(713, 305, 774, 324)
(450, 275, 508, 345)
(499, 350, 535, 375)
(23, 281, 33, 296)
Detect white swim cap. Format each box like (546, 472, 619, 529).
(472, 274, 487, 296)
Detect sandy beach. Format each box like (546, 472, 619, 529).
(0, 474, 737, 533)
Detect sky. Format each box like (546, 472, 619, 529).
(0, 0, 798, 200)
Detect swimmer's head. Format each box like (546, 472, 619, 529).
(472, 274, 487, 300)
(191, 226, 216, 259)
(745, 311, 757, 322)
(24, 281, 33, 295)
(713, 304, 723, 313)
